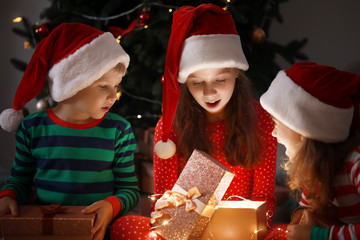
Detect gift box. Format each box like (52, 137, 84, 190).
(0, 205, 95, 240)
(201, 201, 268, 240)
(151, 149, 235, 240)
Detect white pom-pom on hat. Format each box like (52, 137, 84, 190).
(0, 109, 24, 132)
(154, 139, 176, 159)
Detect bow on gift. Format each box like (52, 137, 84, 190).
(40, 204, 67, 216)
(39, 204, 67, 235)
(150, 186, 201, 224)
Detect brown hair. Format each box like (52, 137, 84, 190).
(285, 135, 360, 216)
(174, 69, 261, 168)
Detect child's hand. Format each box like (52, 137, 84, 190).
(82, 200, 113, 240)
(287, 210, 315, 240)
(0, 196, 18, 217)
(288, 208, 304, 225)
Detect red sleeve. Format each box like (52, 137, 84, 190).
(299, 187, 311, 208)
(153, 117, 179, 196)
(330, 224, 360, 239)
(104, 196, 122, 219)
(0, 189, 17, 201)
(252, 101, 277, 226)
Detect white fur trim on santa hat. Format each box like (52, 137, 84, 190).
(178, 34, 249, 83)
(154, 139, 176, 159)
(0, 108, 24, 132)
(260, 71, 354, 143)
(49, 32, 130, 102)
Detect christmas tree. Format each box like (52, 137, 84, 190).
(10, 0, 307, 128)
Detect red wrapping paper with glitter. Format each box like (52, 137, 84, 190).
(151, 149, 235, 240)
(0, 205, 95, 240)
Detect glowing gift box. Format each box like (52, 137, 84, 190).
(201, 200, 268, 240)
(151, 149, 235, 240)
(0, 205, 95, 240)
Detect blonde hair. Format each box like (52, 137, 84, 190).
(113, 62, 126, 76)
(285, 135, 360, 216)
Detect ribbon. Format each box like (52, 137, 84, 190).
(151, 186, 203, 224)
(39, 204, 67, 235)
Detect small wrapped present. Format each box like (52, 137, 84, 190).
(201, 201, 268, 240)
(0, 205, 95, 240)
(151, 149, 235, 240)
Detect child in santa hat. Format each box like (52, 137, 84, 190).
(0, 23, 139, 240)
(260, 62, 360, 240)
(110, 4, 279, 240)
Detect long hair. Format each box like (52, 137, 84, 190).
(174, 69, 261, 168)
(285, 135, 360, 216)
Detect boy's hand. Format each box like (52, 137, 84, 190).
(82, 200, 113, 240)
(0, 196, 18, 217)
(287, 210, 315, 240)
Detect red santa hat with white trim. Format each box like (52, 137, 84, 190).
(260, 62, 360, 143)
(0, 23, 129, 132)
(154, 4, 249, 159)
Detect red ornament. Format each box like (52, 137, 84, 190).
(139, 12, 150, 26)
(161, 75, 165, 84)
(37, 23, 50, 38)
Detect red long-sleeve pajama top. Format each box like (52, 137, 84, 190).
(153, 101, 278, 226)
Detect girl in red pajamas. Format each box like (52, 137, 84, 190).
(260, 62, 360, 240)
(110, 4, 282, 239)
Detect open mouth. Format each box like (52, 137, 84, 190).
(205, 100, 220, 108)
(102, 106, 111, 111)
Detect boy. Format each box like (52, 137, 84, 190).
(0, 23, 139, 240)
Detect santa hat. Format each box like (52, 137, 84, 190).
(260, 62, 360, 143)
(0, 23, 129, 132)
(154, 4, 249, 159)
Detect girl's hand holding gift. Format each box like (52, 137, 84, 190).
(287, 210, 315, 240)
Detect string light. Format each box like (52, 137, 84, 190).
(13, 17, 22, 23)
(148, 231, 159, 239)
(168, 9, 173, 13)
(116, 91, 121, 100)
(24, 41, 31, 49)
(66, 2, 178, 22)
(115, 36, 121, 44)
